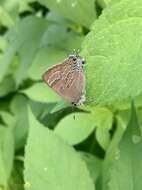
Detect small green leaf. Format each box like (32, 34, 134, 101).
(24, 109, 95, 190)
(0, 127, 14, 189)
(10, 94, 29, 149)
(54, 112, 96, 145)
(95, 108, 113, 150)
(21, 82, 62, 103)
(37, 0, 97, 27)
(80, 152, 102, 183)
(82, 18, 142, 105)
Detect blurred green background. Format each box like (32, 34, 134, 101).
(0, 0, 142, 190)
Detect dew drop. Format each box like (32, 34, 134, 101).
(107, 181, 111, 187)
(115, 149, 120, 160)
(44, 167, 47, 171)
(132, 135, 141, 144)
(71, 2, 77, 7)
(24, 181, 31, 188)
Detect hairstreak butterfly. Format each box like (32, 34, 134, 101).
(42, 52, 86, 106)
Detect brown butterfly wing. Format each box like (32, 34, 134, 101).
(57, 69, 85, 103)
(43, 59, 85, 104)
(42, 64, 62, 88)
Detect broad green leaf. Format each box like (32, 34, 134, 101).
(10, 94, 29, 149)
(80, 152, 102, 183)
(82, 18, 142, 105)
(54, 112, 96, 145)
(37, 0, 97, 28)
(54, 106, 113, 147)
(0, 127, 14, 189)
(93, 0, 142, 34)
(24, 109, 95, 190)
(102, 104, 142, 190)
(21, 82, 62, 103)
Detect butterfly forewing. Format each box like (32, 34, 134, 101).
(43, 64, 62, 87)
(42, 55, 86, 105)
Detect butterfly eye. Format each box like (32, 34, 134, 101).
(72, 57, 77, 61)
(82, 59, 85, 64)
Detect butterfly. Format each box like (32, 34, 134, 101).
(42, 52, 86, 106)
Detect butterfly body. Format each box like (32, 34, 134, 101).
(42, 53, 86, 105)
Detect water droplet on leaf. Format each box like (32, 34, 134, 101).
(71, 2, 77, 7)
(44, 167, 47, 171)
(24, 181, 31, 188)
(115, 149, 120, 160)
(132, 135, 141, 144)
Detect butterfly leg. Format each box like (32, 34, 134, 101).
(72, 94, 86, 106)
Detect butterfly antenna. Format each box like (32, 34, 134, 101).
(72, 49, 80, 57)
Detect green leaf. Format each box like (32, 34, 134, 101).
(0, 75, 16, 97)
(54, 112, 96, 145)
(82, 18, 142, 105)
(29, 99, 56, 119)
(24, 109, 95, 190)
(0, 6, 14, 27)
(102, 103, 142, 190)
(37, 0, 97, 28)
(93, 0, 142, 34)
(21, 82, 62, 103)
(0, 16, 49, 84)
(10, 94, 29, 149)
(0, 0, 33, 24)
(54, 106, 113, 147)
(0, 111, 14, 127)
(0, 127, 14, 189)
(97, 0, 119, 8)
(95, 108, 113, 150)
(80, 152, 102, 183)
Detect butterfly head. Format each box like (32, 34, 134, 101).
(69, 53, 85, 69)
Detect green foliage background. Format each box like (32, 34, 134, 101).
(0, 0, 142, 189)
